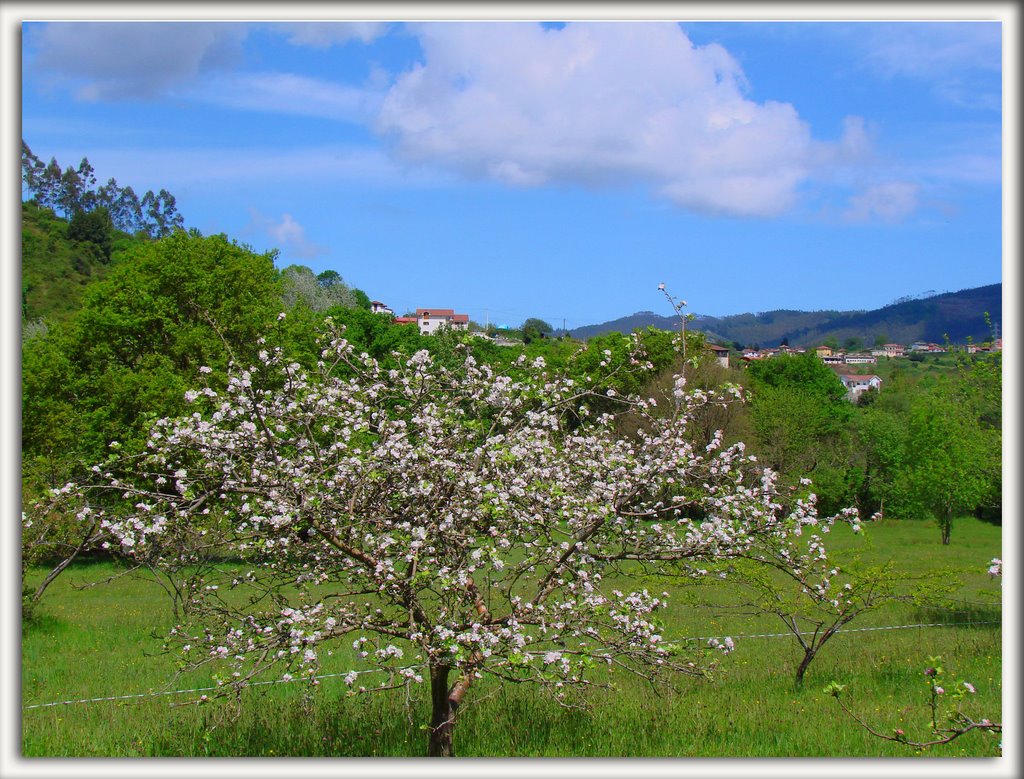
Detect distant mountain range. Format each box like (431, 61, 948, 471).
(569, 284, 1002, 348)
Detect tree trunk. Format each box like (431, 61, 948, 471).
(427, 663, 456, 757)
(795, 650, 815, 687)
(941, 512, 952, 545)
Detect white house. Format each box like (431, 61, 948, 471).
(416, 308, 470, 335)
(839, 373, 882, 401)
(370, 300, 393, 315)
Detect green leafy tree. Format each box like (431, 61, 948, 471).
(351, 287, 372, 310)
(897, 388, 998, 544)
(745, 351, 848, 405)
(854, 403, 908, 516)
(744, 352, 851, 483)
(95, 178, 145, 235)
(22, 231, 284, 485)
(748, 386, 841, 475)
(35, 158, 63, 213)
(76, 158, 98, 210)
(321, 306, 425, 361)
(521, 317, 554, 335)
(67, 206, 114, 262)
(114, 184, 146, 234)
(21, 141, 45, 197)
(141, 188, 184, 237)
(282, 265, 358, 311)
(56, 159, 96, 218)
(519, 319, 547, 344)
(317, 269, 343, 288)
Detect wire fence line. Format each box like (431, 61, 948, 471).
(22, 665, 410, 711)
(686, 619, 1000, 641)
(22, 619, 1000, 712)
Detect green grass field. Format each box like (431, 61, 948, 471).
(22, 516, 1001, 758)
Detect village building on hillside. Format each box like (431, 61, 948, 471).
(961, 338, 1000, 354)
(839, 373, 882, 401)
(844, 352, 877, 364)
(416, 308, 470, 335)
(740, 345, 805, 361)
(814, 345, 833, 358)
(706, 343, 730, 369)
(370, 300, 393, 315)
(907, 341, 947, 353)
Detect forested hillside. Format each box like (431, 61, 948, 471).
(571, 284, 1002, 347)
(21, 201, 137, 325)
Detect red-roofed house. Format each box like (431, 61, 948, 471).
(416, 308, 470, 335)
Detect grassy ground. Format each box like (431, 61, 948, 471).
(22, 516, 1001, 757)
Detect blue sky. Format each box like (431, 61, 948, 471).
(19, 17, 1005, 329)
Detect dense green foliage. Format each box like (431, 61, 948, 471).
(22, 231, 285, 490)
(735, 348, 1002, 540)
(854, 353, 1002, 541)
(741, 352, 856, 513)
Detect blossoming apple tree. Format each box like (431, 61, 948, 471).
(54, 322, 858, 756)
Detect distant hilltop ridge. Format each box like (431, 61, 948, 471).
(569, 283, 1002, 348)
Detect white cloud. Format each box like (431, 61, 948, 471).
(833, 22, 1001, 111)
(375, 22, 864, 218)
(191, 71, 381, 122)
(247, 210, 328, 260)
(27, 22, 248, 101)
(856, 22, 1001, 80)
(842, 181, 920, 224)
(271, 22, 389, 48)
(49, 144, 443, 191)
